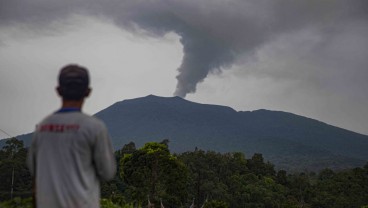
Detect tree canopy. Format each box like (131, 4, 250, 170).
(1, 138, 368, 208)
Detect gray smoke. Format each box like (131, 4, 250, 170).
(1, 0, 367, 97)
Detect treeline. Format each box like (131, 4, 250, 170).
(1, 138, 368, 207)
(0, 138, 32, 201)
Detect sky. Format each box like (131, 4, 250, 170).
(1, 0, 368, 139)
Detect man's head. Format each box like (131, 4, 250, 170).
(57, 64, 91, 101)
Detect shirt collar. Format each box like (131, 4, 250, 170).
(55, 107, 81, 113)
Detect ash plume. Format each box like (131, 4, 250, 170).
(1, 0, 367, 97)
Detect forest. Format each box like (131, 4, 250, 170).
(0, 138, 368, 208)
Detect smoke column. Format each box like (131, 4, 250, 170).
(1, 0, 367, 97)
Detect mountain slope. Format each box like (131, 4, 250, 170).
(2, 95, 368, 171)
(93, 95, 368, 170)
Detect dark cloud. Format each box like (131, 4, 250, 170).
(1, 0, 367, 98)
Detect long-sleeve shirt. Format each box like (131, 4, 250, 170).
(27, 111, 116, 208)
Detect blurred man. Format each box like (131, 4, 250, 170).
(27, 64, 116, 208)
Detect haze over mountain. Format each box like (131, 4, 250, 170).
(3, 95, 368, 171)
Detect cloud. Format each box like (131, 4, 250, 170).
(1, 0, 367, 99)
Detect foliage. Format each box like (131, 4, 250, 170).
(1, 138, 368, 208)
(309, 167, 368, 208)
(101, 149, 126, 202)
(100, 198, 136, 208)
(120, 141, 189, 207)
(203, 200, 229, 208)
(0, 138, 32, 201)
(0, 197, 32, 208)
(178, 150, 250, 207)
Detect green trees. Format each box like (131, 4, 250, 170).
(120, 141, 188, 207)
(203, 200, 229, 208)
(310, 167, 368, 208)
(179, 150, 249, 207)
(178, 150, 289, 207)
(0, 138, 32, 201)
(1, 138, 368, 207)
(247, 153, 275, 177)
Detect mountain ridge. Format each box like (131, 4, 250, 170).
(2, 95, 368, 171)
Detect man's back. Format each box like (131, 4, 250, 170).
(27, 110, 116, 208)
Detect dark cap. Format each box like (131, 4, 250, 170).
(58, 64, 90, 100)
(58, 64, 89, 88)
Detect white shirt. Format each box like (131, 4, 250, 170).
(27, 110, 116, 208)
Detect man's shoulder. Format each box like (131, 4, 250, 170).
(39, 112, 106, 127)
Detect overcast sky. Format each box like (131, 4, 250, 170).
(1, 0, 368, 139)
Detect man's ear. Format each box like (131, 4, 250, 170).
(85, 88, 92, 98)
(56, 86, 63, 97)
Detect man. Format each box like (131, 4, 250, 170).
(27, 64, 116, 208)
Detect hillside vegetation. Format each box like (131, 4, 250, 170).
(1, 138, 368, 208)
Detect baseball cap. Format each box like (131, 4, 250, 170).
(58, 64, 89, 88)
(58, 64, 90, 100)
